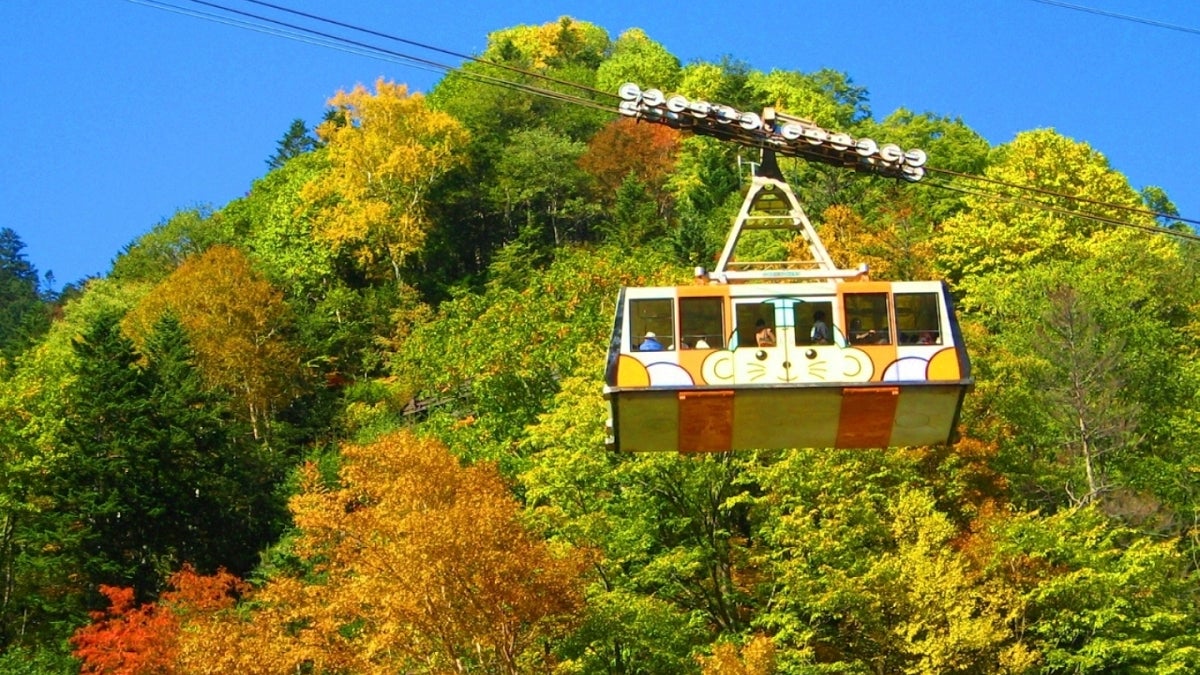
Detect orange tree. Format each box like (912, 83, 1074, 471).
(70, 565, 245, 675)
(181, 430, 589, 674)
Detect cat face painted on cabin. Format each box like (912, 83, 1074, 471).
(700, 325, 874, 385)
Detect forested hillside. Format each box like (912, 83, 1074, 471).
(2, 17, 1199, 674)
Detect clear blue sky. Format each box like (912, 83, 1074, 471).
(2, 0, 1197, 287)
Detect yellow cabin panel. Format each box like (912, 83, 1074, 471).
(612, 392, 679, 452)
(888, 386, 964, 447)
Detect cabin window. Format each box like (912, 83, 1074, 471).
(630, 298, 674, 351)
(792, 300, 834, 345)
(680, 297, 724, 349)
(734, 301, 776, 348)
(845, 293, 892, 345)
(895, 292, 942, 345)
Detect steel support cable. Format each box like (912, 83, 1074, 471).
(182, 0, 616, 112)
(1027, 0, 1200, 37)
(237, 0, 623, 103)
(128, 0, 449, 79)
(133, 0, 618, 115)
(129, 0, 1199, 238)
(922, 178, 1200, 244)
(925, 165, 1200, 228)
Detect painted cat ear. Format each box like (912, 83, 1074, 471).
(700, 350, 736, 384)
(839, 349, 875, 381)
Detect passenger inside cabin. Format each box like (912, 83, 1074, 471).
(810, 311, 830, 344)
(850, 317, 891, 344)
(850, 317, 874, 344)
(639, 331, 664, 351)
(755, 319, 776, 347)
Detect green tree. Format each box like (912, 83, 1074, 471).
(57, 313, 286, 598)
(831, 110, 990, 273)
(490, 127, 596, 249)
(520, 375, 711, 673)
(228, 152, 337, 300)
(394, 245, 681, 467)
(935, 129, 1148, 291)
(226, 151, 408, 381)
(0, 382, 80, 651)
(480, 17, 611, 140)
(423, 17, 617, 296)
(747, 446, 1009, 673)
(664, 135, 742, 267)
(1140, 185, 1188, 230)
(605, 174, 666, 249)
(594, 28, 682, 94)
(677, 58, 755, 110)
(744, 69, 864, 129)
(0, 277, 155, 650)
(991, 507, 1200, 672)
(108, 208, 231, 284)
(0, 228, 49, 361)
(965, 239, 1198, 522)
(266, 118, 317, 169)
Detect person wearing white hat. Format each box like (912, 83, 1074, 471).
(639, 331, 664, 351)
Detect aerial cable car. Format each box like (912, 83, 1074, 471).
(603, 84, 973, 452)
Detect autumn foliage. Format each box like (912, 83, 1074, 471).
(173, 431, 589, 674)
(698, 636, 777, 675)
(579, 117, 680, 204)
(71, 585, 178, 675)
(808, 203, 937, 281)
(70, 566, 244, 675)
(302, 79, 468, 280)
(69, 432, 588, 674)
(9, 15, 1200, 674)
(122, 244, 302, 437)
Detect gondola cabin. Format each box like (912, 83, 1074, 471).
(603, 279, 972, 452)
(600, 108, 972, 451)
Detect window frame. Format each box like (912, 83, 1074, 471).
(843, 292, 893, 346)
(679, 296, 725, 349)
(629, 297, 675, 351)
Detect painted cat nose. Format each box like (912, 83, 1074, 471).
(805, 349, 817, 359)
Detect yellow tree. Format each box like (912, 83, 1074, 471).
(935, 128, 1149, 290)
(698, 636, 777, 675)
(483, 17, 609, 70)
(122, 245, 302, 438)
(301, 79, 468, 281)
(871, 490, 1023, 672)
(182, 430, 589, 674)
